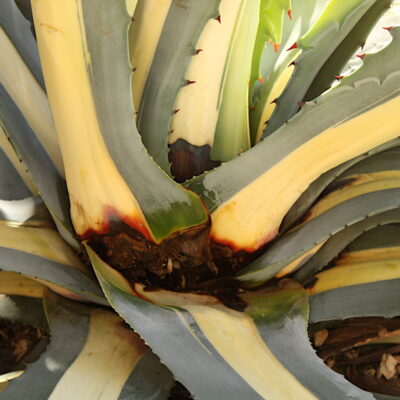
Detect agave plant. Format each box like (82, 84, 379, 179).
(1, 0, 400, 398)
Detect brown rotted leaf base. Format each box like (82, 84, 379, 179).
(0, 320, 46, 374)
(168, 139, 221, 182)
(88, 219, 250, 310)
(310, 317, 400, 396)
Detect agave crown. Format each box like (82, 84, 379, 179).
(0, 0, 400, 398)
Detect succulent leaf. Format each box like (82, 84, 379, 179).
(309, 279, 400, 323)
(32, 0, 208, 242)
(282, 140, 400, 232)
(237, 189, 400, 286)
(0, 221, 105, 305)
(242, 285, 374, 399)
(294, 208, 400, 284)
(0, 0, 63, 176)
(90, 247, 375, 400)
(265, 0, 392, 136)
(187, 30, 400, 253)
(249, 0, 330, 143)
(2, 291, 173, 400)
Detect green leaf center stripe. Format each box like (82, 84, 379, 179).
(0, 147, 31, 201)
(79, 0, 207, 240)
(309, 279, 400, 323)
(244, 288, 374, 400)
(237, 188, 400, 286)
(0, 246, 106, 305)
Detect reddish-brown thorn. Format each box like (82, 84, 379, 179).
(270, 98, 277, 104)
(186, 80, 196, 85)
(298, 101, 305, 108)
(356, 54, 366, 60)
(287, 42, 298, 51)
(132, 67, 137, 72)
(168, 129, 174, 134)
(263, 120, 268, 125)
(131, 17, 135, 22)
(289, 61, 296, 67)
(195, 49, 203, 55)
(383, 26, 394, 31)
(215, 15, 221, 23)
(335, 75, 344, 80)
(173, 109, 180, 114)
(287, 9, 292, 20)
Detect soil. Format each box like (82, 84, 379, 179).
(0, 319, 46, 374)
(310, 317, 400, 396)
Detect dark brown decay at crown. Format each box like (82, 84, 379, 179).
(168, 139, 220, 182)
(87, 218, 252, 311)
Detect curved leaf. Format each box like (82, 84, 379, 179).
(250, 0, 329, 143)
(0, 223, 105, 305)
(0, 1, 63, 175)
(295, 208, 400, 283)
(186, 29, 400, 252)
(237, 188, 400, 286)
(88, 246, 369, 400)
(309, 279, 400, 323)
(0, 271, 45, 299)
(0, 85, 76, 248)
(2, 292, 173, 400)
(265, 0, 389, 135)
(282, 140, 400, 231)
(307, 225, 400, 295)
(32, 0, 208, 243)
(242, 284, 374, 399)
